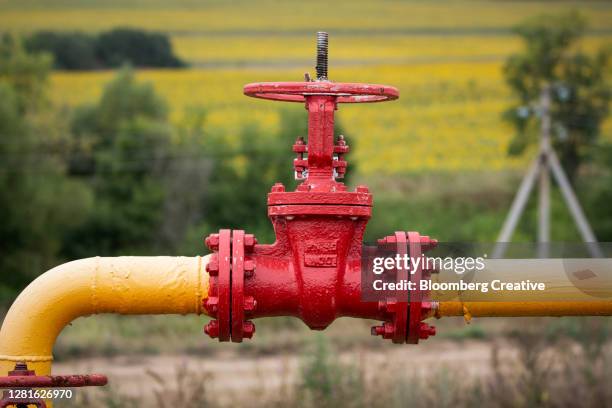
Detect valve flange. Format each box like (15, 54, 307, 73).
(204, 229, 258, 343)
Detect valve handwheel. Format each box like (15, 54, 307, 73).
(243, 82, 398, 104)
(243, 32, 398, 104)
(244, 31, 399, 190)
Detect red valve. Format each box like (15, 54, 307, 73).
(0, 362, 107, 408)
(203, 32, 436, 345)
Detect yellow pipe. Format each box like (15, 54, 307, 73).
(0, 255, 211, 377)
(437, 301, 612, 318)
(433, 258, 612, 319)
(434, 258, 612, 302)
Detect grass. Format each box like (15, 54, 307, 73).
(54, 314, 306, 360)
(54, 305, 604, 362)
(53, 309, 501, 362)
(60, 318, 612, 408)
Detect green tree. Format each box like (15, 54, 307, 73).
(95, 28, 184, 68)
(202, 121, 293, 242)
(24, 29, 185, 70)
(0, 34, 52, 112)
(584, 145, 612, 241)
(64, 67, 175, 257)
(0, 35, 88, 302)
(504, 11, 610, 180)
(25, 31, 98, 70)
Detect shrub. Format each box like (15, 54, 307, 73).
(25, 28, 185, 70)
(95, 28, 185, 68)
(25, 31, 98, 70)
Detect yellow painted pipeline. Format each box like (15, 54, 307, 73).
(435, 258, 612, 319)
(437, 301, 612, 318)
(1, 256, 612, 380)
(0, 256, 211, 377)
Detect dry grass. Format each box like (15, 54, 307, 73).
(60, 317, 612, 408)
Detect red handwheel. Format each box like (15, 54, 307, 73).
(244, 32, 398, 104)
(243, 81, 399, 104)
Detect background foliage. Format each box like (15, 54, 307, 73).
(25, 28, 185, 70)
(504, 11, 610, 180)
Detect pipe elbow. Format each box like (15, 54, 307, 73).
(0, 255, 210, 375)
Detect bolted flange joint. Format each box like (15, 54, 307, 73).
(371, 231, 438, 344)
(203, 229, 258, 343)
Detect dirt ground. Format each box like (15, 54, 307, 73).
(55, 339, 502, 403)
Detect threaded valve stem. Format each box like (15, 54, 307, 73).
(316, 32, 328, 80)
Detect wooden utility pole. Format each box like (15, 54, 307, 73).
(538, 85, 551, 258)
(493, 84, 602, 259)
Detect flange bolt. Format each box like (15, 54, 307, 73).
(205, 233, 220, 251)
(244, 296, 257, 312)
(244, 234, 257, 251)
(204, 296, 219, 314)
(243, 321, 256, 339)
(244, 260, 256, 278)
(420, 235, 438, 251)
(204, 320, 220, 339)
(271, 183, 285, 193)
(418, 322, 436, 340)
(371, 322, 395, 339)
(206, 256, 219, 276)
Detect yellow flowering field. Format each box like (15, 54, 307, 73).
(50, 61, 526, 173)
(172, 35, 610, 66)
(6, 0, 610, 174)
